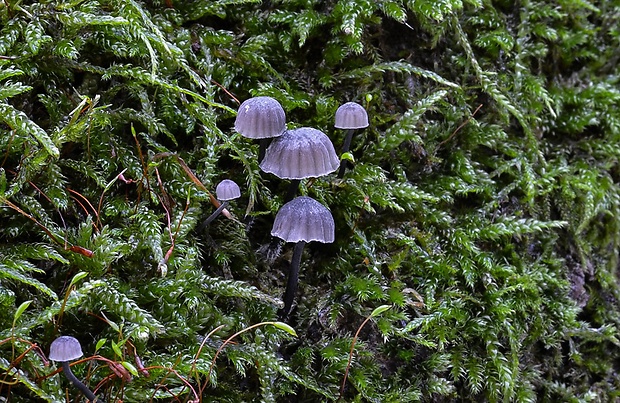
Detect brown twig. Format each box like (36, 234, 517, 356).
(0, 340, 43, 388)
(206, 322, 283, 387)
(338, 315, 373, 400)
(338, 305, 391, 401)
(67, 188, 100, 228)
(149, 363, 200, 403)
(0, 198, 64, 245)
(132, 127, 151, 201)
(210, 79, 239, 105)
(191, 325, 225, 399)
(151, 153, 234, 219)
(436, 103, 483, 150)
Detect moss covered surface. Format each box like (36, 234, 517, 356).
(0, 0, 619, 401)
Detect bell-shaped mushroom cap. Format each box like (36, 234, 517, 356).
(216, 179, 241, 201)
(260, 127, 339, 179)
(271, 196, 335, 243)
(49, 336, 84, 362)
(234, 96, 286, 139)
(334, 102, 369, 129)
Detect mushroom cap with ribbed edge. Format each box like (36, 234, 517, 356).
(215, 179, 241, 201)
(260, 127, 339, 179)
(271, 196, 335, 243)
(334, 102, 369, 129)
(49, 336, 84, 362)
(234, 96, 286, 139)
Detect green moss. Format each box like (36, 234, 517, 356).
(0, 0, 618, 401)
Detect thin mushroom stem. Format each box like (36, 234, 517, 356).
(61, 361, 98, 402)
(258, 138, 273, 163)
(279, 240, 306, 320)
(341, 129, 355, 154)
(337, 129, 356, 178)
(199, 201, 229, 230)
(284, 179, 301, 203)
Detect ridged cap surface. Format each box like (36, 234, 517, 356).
(271, 196, 335, 243)
(260, 127, 339, 179)
(49, 336, 84, 362)
(334, 102, 369, 129)
(234, 96, 286, 139)
(216, 179, 241, 201)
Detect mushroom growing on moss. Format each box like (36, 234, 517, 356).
(334, 101, 369, 178)
(271, 196, 335, 319)
(260, 127, 339, 202)
(200, 179, 241, 228)
(49, 336, 98, 402)
(234, 96, 286, 162)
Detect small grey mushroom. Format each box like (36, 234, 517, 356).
(201, 179, 241, 228)
(271, 196, 335, 319)
(49, 336, 98, 402)
(260, 127, 339, 201)
(334, 102, 369, 178)
(216, 179, 241, 201)
(235, 96, 286, 162)
(334, 102, 369, 130)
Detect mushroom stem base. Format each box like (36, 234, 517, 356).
(61, 361, 98, 402)
(279, 240, 306, 320)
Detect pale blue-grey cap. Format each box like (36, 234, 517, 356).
(271, 196, 335, 243)
(234, 96, 286, 139)
(49, 336, 84, 362)
(216, 179, 241, 201)
(334, 102, 369, 129)
(260, 127, 339, 179)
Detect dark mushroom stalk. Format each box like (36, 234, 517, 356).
(271, 196, 335, 320)
(60, 361, 97, 402)
(201, 200, 230, 227)
(334, 102, 369, 178)
(199, 179, 241, 230)
(49, 336, 98, 402)
(284, 179, 301, 203)
(258, 138, 272, 163)
(337, 129, 356, 178)
(281, 240, 306, 317)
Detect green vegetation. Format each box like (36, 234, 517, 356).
(1, 0, 619, 401)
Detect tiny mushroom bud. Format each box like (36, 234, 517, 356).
(200, 179, 241, 228)
(271, 196, 335, 319)
(334, 102, 369, 178)
(49, 336, 98, 402)
(235, 96, 286, 162)
(260, 127, 339, 201)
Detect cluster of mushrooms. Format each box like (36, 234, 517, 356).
(233, 96, 368, 319)
(48, 97, 368, 401)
